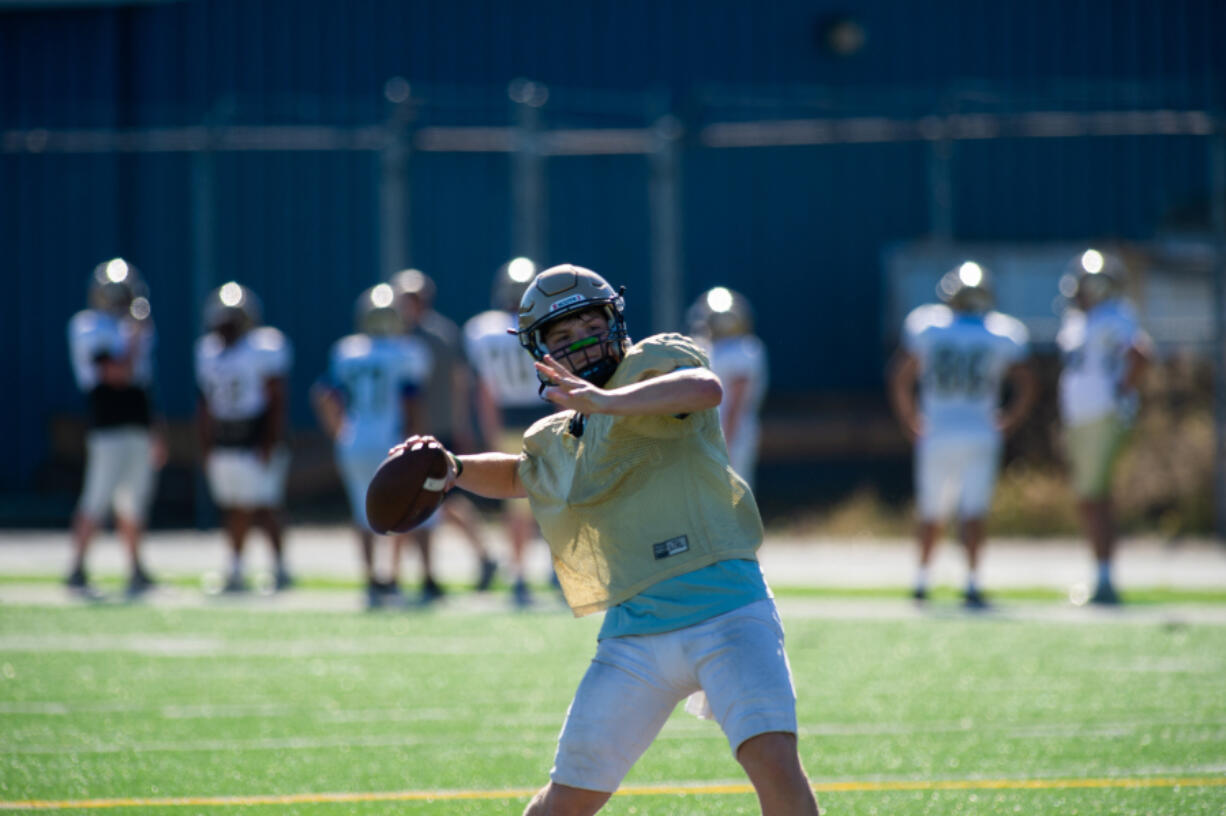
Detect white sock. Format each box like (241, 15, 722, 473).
(915, 566, 929, 591)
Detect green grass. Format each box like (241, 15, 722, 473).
(1, 601, 1224, 814)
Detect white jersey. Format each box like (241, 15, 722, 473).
(463, 309, 541, 409)
(903, 304, 1029, 438)
(195, 326, 292, 421)
(699, 334, 768, 481)
(327, 333, 432, 451)
(1057, 299, 1148, 426)
(68, 309, 155, 392)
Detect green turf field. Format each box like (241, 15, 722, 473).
(1, 600, 1224, 814)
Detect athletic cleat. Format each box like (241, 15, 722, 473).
(512, 578, 533, 608)
(911, 587, 928, 603)
(475, 557, 498, 592)
(222, 573, 249, 593)
(125, 568, 156, 597)
(962, 588, 990, 610)
(274, 569, 294, 592)
(420, 577, 445, 604)
(365, 580, 384, 610)
(64, 566, 89, 590)
(1090, 581, 1121, 605)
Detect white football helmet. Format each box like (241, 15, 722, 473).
(355, 283, 404, 336)
(1059, 248, 1125, 310)
(936, 261, 994, 314)
(204, 281, 263, 336)
(89, 258, 150, 320)
(687, 286, 754, 340)
(492, 257, 537, 312)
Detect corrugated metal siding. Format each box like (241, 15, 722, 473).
(2, 0, 1223, 503)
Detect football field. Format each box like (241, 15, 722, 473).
(2, 584, 1225, 815)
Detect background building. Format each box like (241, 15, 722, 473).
(3, 0, 1223, 525)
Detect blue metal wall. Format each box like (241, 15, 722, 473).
(2, 0, 1223, 505)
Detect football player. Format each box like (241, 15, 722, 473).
(889, 261, 1036, 608)
(391, 269, 496, 600)
(463, 257, 555, 606)
(687, 286, 768, 490)
(411, 263, 819, 816)
(312, 283, 432, 609)
(1057, 249, 1152, 604)
(194, 282, 293, 592)
(66, 258, 165, 596)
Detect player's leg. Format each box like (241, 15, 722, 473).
(913, 435, 951, 601)
(736, 732, 820, 816)
(956, 434, 1000, 608)
(256, 448, 292, 588)
(440, 492, 494, 587)
(338, 447, 390, 604)
(113, 429, 158, 594)
(409, 526, 444, 602)
(206, 449, 250, 590)
(222, 507, 253, 591)
(253, 506, 290, 588)
(521, 783, 610, 816)
(1066, 416, 1127, 603)
(527, 636, 685, 815)
(68, 430, 124, 587)
(689, 600, 817, 814)
(507, 500, 535, 606)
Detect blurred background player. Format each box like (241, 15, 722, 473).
(195, 282, 294, 593)
(686, 286, 768, 490)
(1057, 249, 1152, 605)
(889, 261, 1036, 608)
(312, 283, 432, 609)
(391, 269, 496, 600)
(463, 257, 553, 606)
(66, 258, 164, 596)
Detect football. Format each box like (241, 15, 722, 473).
(364, 436, 450, 534)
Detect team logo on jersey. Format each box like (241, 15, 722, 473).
(549, 294, 587, 313)
(652, 535, 690, 560)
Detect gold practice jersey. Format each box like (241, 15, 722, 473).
(518, 333, 763, 617)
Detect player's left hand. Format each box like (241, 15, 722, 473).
(536, 355, 611, 414)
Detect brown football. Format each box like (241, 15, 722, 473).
(364, 437, 449, 534)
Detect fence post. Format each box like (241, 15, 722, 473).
(380, 77, 414, 275)
(510, 79, 548, 265)
(190, 107, 220, 530)
(649, 113, 684, 334)
(1211, 119, 1226, 541)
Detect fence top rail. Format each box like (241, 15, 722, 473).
(3, 109, 1219, 155)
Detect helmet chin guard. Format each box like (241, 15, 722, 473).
(515, 264, 630, 387)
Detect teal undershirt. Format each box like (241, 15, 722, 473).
(597, 559, 771, 641)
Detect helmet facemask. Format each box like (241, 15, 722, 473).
(532, 305, 629, 387)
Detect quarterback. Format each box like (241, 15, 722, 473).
(408, 264, 819, 816)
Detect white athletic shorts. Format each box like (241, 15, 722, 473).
(78, 427, 156, 524)
(915, 432, 1001, 522)
(551, 598, 797, 793)
(336, 446, 438, 532)
(206, 447, 290, 509)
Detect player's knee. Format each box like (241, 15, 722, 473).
(521, 782, 609, 816)
(737, 731, 809, 787)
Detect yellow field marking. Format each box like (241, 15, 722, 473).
(2, 776, 1224, 810)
